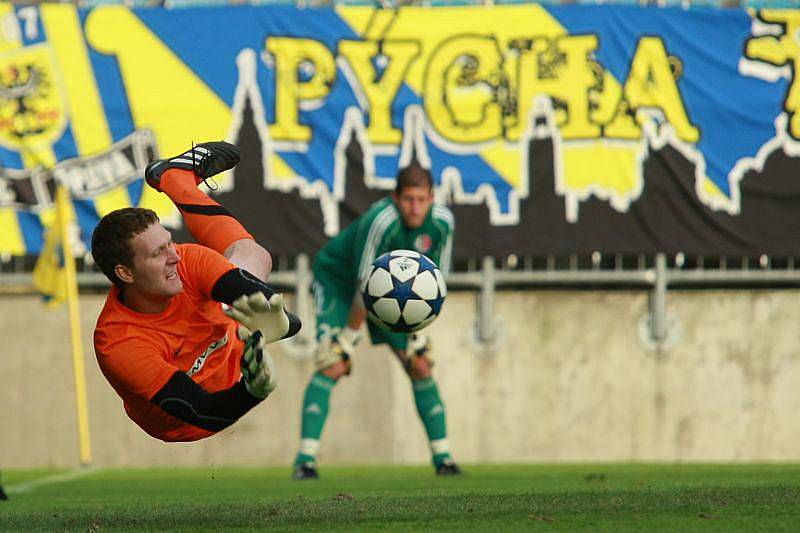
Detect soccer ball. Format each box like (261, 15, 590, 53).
(361, 250, 447, 333)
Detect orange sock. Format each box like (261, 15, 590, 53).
(158, 168, 252, 254)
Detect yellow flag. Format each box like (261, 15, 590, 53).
(32, 186, 73, 307)
(31, 185, 92, 463)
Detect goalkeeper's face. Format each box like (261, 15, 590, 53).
(393, 185, 434, 229)
(125, 223, 183, 298)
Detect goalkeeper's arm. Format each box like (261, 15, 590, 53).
(151, 373, 260, 432)
(312, 290, 367, 374)
(150, 332, 275, 432)
(347, 289, 368, 330)
(211, 268, 302, 340)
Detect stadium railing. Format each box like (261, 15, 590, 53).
(5, 250, 797, 351)
(4, 250, 800, 291)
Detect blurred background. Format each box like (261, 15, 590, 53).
(1, 0, 800, 470)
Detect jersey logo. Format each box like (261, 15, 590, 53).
(414, 234, 433, 254)
(186, 333, 228, 377)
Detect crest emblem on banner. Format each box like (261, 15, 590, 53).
(0, 44, 67, 150)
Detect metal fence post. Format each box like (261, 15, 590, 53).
(479, 256, 495, 343)
(473, 255, 500, 351)
(284, 253, 315, 360)
(639, 252, 680, 351)
(651, 252, 667, 343)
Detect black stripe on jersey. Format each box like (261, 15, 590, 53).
(151, 372, 260, 432)
(174, 203, 234, 217)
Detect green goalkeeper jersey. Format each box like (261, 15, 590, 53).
(313, 196, 454, 288)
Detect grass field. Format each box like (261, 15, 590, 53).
(2, 464, 800, 531)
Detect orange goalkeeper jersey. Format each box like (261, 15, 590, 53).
(94, 243, 244, 442)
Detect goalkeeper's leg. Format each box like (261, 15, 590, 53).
(293, 355, 351, 478)
(145, 142, 271, 279)
(293, 279, 351, 479)
(294, 371, 336, 477)
(393, 346, 460, 474)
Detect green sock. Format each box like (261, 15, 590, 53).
(294, 372, 336, 466)
(412, 377, 451, 468)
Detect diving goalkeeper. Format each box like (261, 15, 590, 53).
(92, 142, 300, 442)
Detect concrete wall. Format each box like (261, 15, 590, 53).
(2, 289, 800, 468)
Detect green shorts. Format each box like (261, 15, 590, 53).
(312, 270, 407, 350)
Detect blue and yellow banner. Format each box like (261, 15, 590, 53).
(1, 4, 799, 258)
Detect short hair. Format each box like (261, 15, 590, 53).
(91, 207, 160, 288)
(395, 161, 433, 193)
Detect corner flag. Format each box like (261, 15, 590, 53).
(32, 185, 92, 465)
(32, 186, 72, 306)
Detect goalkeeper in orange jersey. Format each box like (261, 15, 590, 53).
(92, 142, 300, 442)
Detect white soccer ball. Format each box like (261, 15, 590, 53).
(361, 249, 447, 333)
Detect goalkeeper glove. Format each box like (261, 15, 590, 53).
(408, 332, 431, 358)
(404, 333, 433, 375)
(224, 292, 290, 344)
(239, 329, 277, 399)
(314, 327, 361, 374)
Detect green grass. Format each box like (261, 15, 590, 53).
(2, 464, 800, 531)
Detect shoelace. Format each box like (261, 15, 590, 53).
(190, 141, 219, 191)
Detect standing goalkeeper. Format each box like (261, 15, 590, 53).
(92, 142, 300, 442)
(292, 162, 461, 479)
